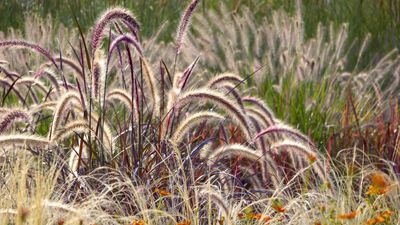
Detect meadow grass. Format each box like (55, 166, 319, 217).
(0, 0, 399, 224)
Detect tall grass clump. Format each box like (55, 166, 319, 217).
(0, 1, 399, 224)
(175, 3, 400, 163)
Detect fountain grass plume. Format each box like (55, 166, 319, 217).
(107, 88, 138, 122)
(92, 50, 106, 100)
(91, 7, 140, 56)
(0, 40, 58, 69)
(52, 120, 113, 152)
(0, 78, 27, 104)
(171, 111, 224, 144)
(271, 140, 317, 162)
(177, 89, 253, 141)
(0, 134, 50, 148)
(107, 88, 133, 109)
(0, 109, 31, 134)
(142, 59, 159, 115)
(222, 84, 245, 113)
(207, 73, 243, 88)
(242, 96, 275, 125)
(15, 78, 49, 96)
(200, 189, 230, 220)
(247, 115, 281, 187)
(108, 34, 143, 59)
(255, 124, 316, 149)
(207, 144, 261, 165)
(49, 91, 83, 140)
(176, 0, 201, 54)
(0, 64, 20, 80)
(246, 107, 274, 128)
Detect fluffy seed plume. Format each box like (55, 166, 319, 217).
(271, 140, 317, 161)
(108, 34, 143, 59)
(176, 0, 201, 54)
(171, 111, 224, 144)
(142, 59, 159, 115)
(107, 89, 133, 109)
(92, 50, 107, 100)
(15, 78, 49, 96)
(0, 109, 31, 134)
(107, 88, 138, 122)
(50, 91, 83, 139)
(91, 7, 140, 55)
(0, 78, 26, 103)
(200, 189, 230, 219)
(30, 102, 57, 114)
(0, 135, 50, 148)
(242, 96, 275, 125)
(0, 40, 58, 69)
(255, 124, 316, 148)
(177, 89, 252, 141)
(52, 120, 113, 152)
(272, 140, 328, 182)
(207, 144, 261, 165)
(207, 73, 243, 88)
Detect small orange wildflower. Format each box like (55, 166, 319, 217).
(366, 172, 391, 196)
(132, 220, 145, 225)
(375, 216, 385, 223)
(366, 185, 387, 196)
(57, 218, 65, 225)
(176, 219, 191, 225)
(308, 154, 317, 163)
(337, 211, 358, 220)
(381, 210, 394, 218)
(252, 213, 262, 220)
(271, 203, 286, 213)
(366, 218, 377, 225)
(370, 173, 388, 188)
(237, 212, 245, 219)
(154, 188, 171, 197)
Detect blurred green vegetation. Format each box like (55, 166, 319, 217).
(1, 0, 399, 63)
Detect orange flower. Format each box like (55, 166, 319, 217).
(366, 185, 387, 196)
(251, 213, 262, 220)
(366, 172, 392, 196)
(237, 212, 245, 219)
(375, 216, 385, 223)
(314, 221, 322, 225)
(271, 203, 286, 213)
(381, 210, 394, 218)
(132, 220, 145, 225)
(57, 218, 65, 225)
(176, 219, 191, 225)
(366, 218, 377, 225)
(337, 211, 358, 220)
(154, 188, 171, 197)
(370, 173, 388, 188)
(308, 154, 317, 163)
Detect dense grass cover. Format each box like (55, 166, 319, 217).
(0, 1, 399, 225)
